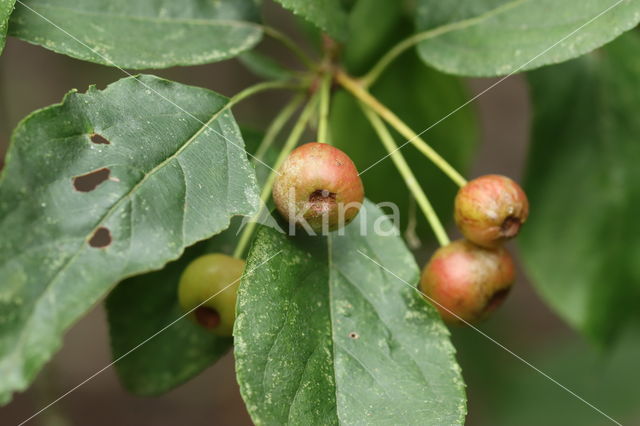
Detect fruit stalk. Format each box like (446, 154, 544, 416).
(362, 104, 450, 246)
(317, 72, 332, 143)
(233, 93, 320, 258)
(336, 70, 467, 187)
(226, 79, 303, 110)
(254, 92, 305, 162)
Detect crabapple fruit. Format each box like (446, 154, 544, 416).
(419, 239, 515, 324)
(454, 174, 529, 248)
(178, 253, 245, 336)
(272, 142, 364, 233)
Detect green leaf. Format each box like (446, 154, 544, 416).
(0, 0, 15, 55)
(106, 221, 243, 396)
(9, 0, 263, 69)
(520, 32, 640, 344)
(235, 202, 466, 425)
(416, 0, 640, 77)
(0, 74, 259, 404)
(273, 0, 348, 41)
(343, 0, 405, 75)
(331, 51, 477, 244)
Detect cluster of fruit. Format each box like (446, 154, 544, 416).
(175, 142, 363, 336)
(176, 143, 528, 335)
(420, 175, 529, 324)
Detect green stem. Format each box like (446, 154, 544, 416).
(336, 71, 467, 187)
(361, 104, 450, 247)
(227, 79, 302, 110)
(233, 94, 319, 259)
(360, 0, 527, 87)
(254, 92, 305, 162)
(317, 72, 332, 143)
(262, 26, 318, 71)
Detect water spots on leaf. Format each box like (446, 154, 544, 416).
(90, 133, 110, 145)
(73, 167, 110, 192)
(89, 227, 112, 248)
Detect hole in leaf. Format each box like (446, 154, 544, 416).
(73, 168, 110, 192)
(90, 133, 110, 145)
(194, 306, 221, 330)
(348, 332, 359, 339)
(89, 227, 112, 248)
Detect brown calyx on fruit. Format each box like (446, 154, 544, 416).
(194, 306, 221, 330)
(500, 215, 521, 238)
(272, 142, 364, 233)
(308, 189, 337, 214)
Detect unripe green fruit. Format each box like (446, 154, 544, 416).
(419, 240, 515, 324)
(454, 174, 529, 248)
(272, 142, 364, 233)
(178, 253, 245, 336)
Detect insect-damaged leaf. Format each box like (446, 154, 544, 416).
(0, 74, 259, 403)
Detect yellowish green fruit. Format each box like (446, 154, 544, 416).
(178, 253, 245, 336)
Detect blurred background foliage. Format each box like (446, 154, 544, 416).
(1, 0, 639, 424)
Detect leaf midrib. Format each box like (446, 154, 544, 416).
(4, 96, 236, 372)
(419, 0, 532, 42)
(326, 234, 340, 423)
